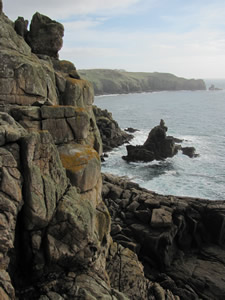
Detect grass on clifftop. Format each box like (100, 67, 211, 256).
(78, 69, 206, 95)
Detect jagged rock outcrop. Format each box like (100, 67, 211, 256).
(102, 173, 225, 300)
(14, 17, 28, 38)
(26, 12, 64, 58)
(93, 106, 133, 152)
(123, 120, 179, 162)
(123, 120, 198, 162)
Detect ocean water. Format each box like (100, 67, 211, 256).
(94, 79, 225, 200)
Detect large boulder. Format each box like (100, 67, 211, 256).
(26, 12, 64, 58)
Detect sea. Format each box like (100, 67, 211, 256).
(94, 79, 225, 201)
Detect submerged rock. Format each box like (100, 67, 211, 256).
(124, 127, 139, 133)
(181, 146, 199, 158)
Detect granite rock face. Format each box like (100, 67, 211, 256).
(93, 105, 133, 152)
(26, 12, 64, 58)
(102, 173, 225, 300)
(0, 6, 118, 300)
(1, 5, 163, 300)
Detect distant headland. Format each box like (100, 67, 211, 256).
(79, 69, 206, 95)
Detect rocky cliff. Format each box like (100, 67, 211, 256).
(79, 69, 206, 95)
(93, 106, 133, 152)
(102, 173, 225, 300)
(0, 2, 225, 300)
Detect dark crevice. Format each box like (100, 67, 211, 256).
(8, 209, 33, 290)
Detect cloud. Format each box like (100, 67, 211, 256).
(4, 0, 225, 78)
(60, 23, 225, 78)
(3, 0, 141, 20)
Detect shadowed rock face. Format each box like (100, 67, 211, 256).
(93, 105, 133, 152)
(14, 17, 28, 38)
(26, 12, 64, 58)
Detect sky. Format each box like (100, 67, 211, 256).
(3, 0, 225, 79)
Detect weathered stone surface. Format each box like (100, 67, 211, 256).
(0, 270, 15, 300)
(46, 186, 98, 269)
(21, 131, 69, 230)
(26, 12, 64, 58)
(151, 208, 173, 228)
(62, 78, 94, 108)
(107, 241, 151, 299)
(0, 11, 60, 106)
(42, 118, 74, 144)
(0, 12, 30, 55)
(93, 105, 133, 152)
(58, 143, 101, 192)
(102, 173, 225, 299)
(14, 17, 28, 38)
(0, 112, 27, 145)
(0, 51, 58, 105)
(9, 105, 102, 152)
(52, 59, 80, 79)
(0, 113, 26, 300)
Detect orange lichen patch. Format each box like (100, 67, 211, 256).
(66, 77, 91, 88)
(75, 107, 86, 113)
(60, 145, 100, 173)
(60, 154, 84, 172)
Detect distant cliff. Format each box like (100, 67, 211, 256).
(79, 69, 206, 95)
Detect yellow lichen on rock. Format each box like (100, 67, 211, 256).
(58, 144, 101, 192)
